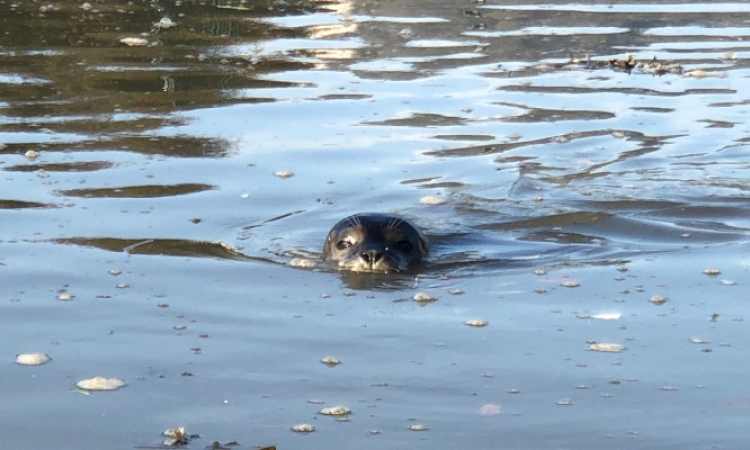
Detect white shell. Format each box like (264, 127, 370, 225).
(319, 405, 350, 415)
(16, 353, 51, 366)
(75, 377, 126, 391)
(589, 343, 626, 353)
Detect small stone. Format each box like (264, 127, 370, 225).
(464, 319, 488, 327)
(561, 280, 580, 288)
(703, 268, 721, 276)
(25, 150, 39, 160)
(650, 295, 667, 305)
(274, 171, 294, 179)
(409, 424, 429, 431)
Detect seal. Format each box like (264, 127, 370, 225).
(323, 213, 429, 272)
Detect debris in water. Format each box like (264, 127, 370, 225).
(684, 70, 726, 78)
(154, 17, 177, 29)
(75, 377, 126, 391)
(690, 337, 708, 344)
(319, 405, 350, 415)
(274, 171, 294, 179)
(649, 295, 667, 305)
(409, 424, 429, 431)
(591, 313, 621, 320)
(478, 403, 501, 415)
(413, 292, 437, 304)
(703, 268, 721, 276)
(291, 423, 315, 433)
(58, 293, 74, 301)
(119, 37, 149, 46)
(589, 343, 626, 353)
(16, 353, 51, 366)
(290, 258, 315, 269)
(561, 280, 580, 288)
(320, 356, 340, 367)
(162, 427, 189, 446)
(556, 399, 573, 406)
(464, 319, 488, 327)
(419, 196, 446, 205)
(25, 150, 39, 160)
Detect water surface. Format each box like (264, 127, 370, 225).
(2, 0, 750, 448)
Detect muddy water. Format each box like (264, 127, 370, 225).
(2, 0, 750, 448)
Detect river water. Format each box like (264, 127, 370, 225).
(2, 0, 750, 448)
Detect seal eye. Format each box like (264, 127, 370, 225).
(395, 240, 413, 253)
(336, 240, 353, 251)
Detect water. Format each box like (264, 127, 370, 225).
(2, 0, 750, 448)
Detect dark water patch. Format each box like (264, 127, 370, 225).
(1, 136, 233, 158)
(631, 106, 675, 113)
(500, 84, 737, 97)
(479, 211, 612, 232)
(93, 71, 301, 95)
(431, 134, 495, 141)
(316, 93, 373, 101)
(56, 183, 215, 198)
(0, 199, 56, 209)
(113, 136, 232, 158)
(709, 98, 750, 108)
(53, 236, 264, 262)
(494, 102, 616, 122)
(364, 113, 467, 127)
(425, 129, 667, 158)
(698, 119, 737, 128)
(3, 161, 114, 173)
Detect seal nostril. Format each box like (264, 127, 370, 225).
(360, 250, 383, 265)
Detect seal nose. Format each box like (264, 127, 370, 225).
(359, 249, 383, 267)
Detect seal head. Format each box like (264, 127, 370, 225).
(323, 213, 429, 272)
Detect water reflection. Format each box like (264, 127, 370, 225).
(2, 0, 750, 272)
